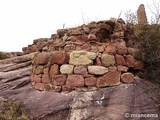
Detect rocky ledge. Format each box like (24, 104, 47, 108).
(0, 54, 159, 120)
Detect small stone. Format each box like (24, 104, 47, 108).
(85, 77, 97, 87)
(32, 75, 41, 83)
(105, 43, 116, 54)
(50, 64, 59, 76)
(42, 73, 50, 83)
(88, 34, 97, 40)
(44, 84, 52, 91)
(74, 66, 88, 75)
(35, 66, 44, 75)
(101, 54, 115, 66)
(97, 71, 121, 87)
(34, 52, 50, 65)
(135, 61, 144, 70)
(52, 75, 66, 86)
(50, 51, 66, 65)
(116, 45, 127, 55)
(64, 44, 76, 52)
(81, 43, 91, 51)
(128, 48, 142, 59)
(69, 29, 82, 35)
(88, 66, 108, 75)
(117, 65, 129, 72)
(126, 55, 135, 67)
(69, 51, 96, 65)
(66, 75, 84, 88)
(108, 66, 117, 72)
(95, 57, 102, 65)
(60, 64, 74, 74)
(34, 83, 45, 91)
(115, 54, 126, 65)
(52, 86, 62, 92)
(121, 73, 134, 83)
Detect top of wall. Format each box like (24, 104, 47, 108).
(22, 18, 131, 54)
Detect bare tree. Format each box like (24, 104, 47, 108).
(125, 10, 137, 24)
(148, 0, 160, 24)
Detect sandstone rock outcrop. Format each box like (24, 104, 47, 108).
(0, 17, 160, 120)
(0, 54, 159, 120)
(137, 4, 148, 24)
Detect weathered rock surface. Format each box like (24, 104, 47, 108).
(88, 66, 108, 75)
(0, 60, 160, 120)
(101, 54, 115, 66)
(97, 71, 121, 87)
(121, 72, 134, 83)
(60, 64, 74, 74)
(69, 51, 97, 65)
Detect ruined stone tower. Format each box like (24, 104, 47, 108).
(137, 4, 148, 24)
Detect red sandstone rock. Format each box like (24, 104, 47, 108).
(128, 48, 142, 60)
(67, 36, 79, 42)
(95, 58, 102, 65)
(116, 45, 127, 55)
(85, 77, 97, 87)
(66, 75, 84, 88)
(44, 84, 52, 91)
(34, 83, 45, 91)
(42, 73, 50, 83)
(88, 34, 97, 40)
(52, 75, 66, 86)
(57, 29, 68, 37)
(135, 61, 144, 70)
(121, 73, 134, 83)
(74, 66, 88, 75)
(137, 4, 148, 24)
(35, 52, 50, 65)
(50, 64, 59, 76)
(31, 81, 36, 86)
(105, 43, 116, 54)
(43, 67, 49, 74)
(115, 54, 126, 65)
(117, 65, 129, 72)
(126, 55, 135, 67)
(108, 66, 117, 72)
(81, 43, 91, 51)
(78, 34, 89, 42)
(83, 27, 90, 34)
(69, 29, 82, 35)
(50, 51, 66, 65)
(64, 44, 76, 52)
(97, 71, 121, 87)
(32, 75, 42, 83)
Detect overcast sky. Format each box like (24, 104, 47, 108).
(0, 0, 151, 52)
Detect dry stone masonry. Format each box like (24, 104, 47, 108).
(30, 18, 144, 92)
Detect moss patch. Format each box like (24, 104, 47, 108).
(0, 97, 29, 120)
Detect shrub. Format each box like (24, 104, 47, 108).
(134, 24, 160, 84)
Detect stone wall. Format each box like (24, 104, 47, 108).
(30, 18, 144, 92)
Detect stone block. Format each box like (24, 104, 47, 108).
(97, 71, 121, 87)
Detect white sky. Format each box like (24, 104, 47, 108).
(0, 0, 151, 52)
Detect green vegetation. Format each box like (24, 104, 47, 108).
(0, 52, 8, 60)
(0, 98, 29, 120)
(134, 24, 160, 84)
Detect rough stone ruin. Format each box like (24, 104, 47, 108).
(23, 18, 144, 92)
(137, 4, 148, 24)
